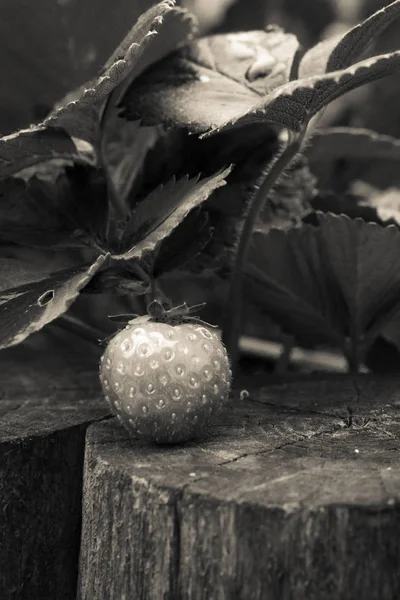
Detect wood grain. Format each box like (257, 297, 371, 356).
(0, 331, 108, 600)
(79, 375, 400, 600)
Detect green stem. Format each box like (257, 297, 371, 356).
(145, 277, 171, 312)
(56, 314, 106, 347)
(222, 130, 303, 372)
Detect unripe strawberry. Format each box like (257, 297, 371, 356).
(99, 315, 232, 443)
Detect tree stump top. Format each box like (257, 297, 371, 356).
(0, 333, 106, 444)
(80, 376, 400, 600)
(86, 376, 400, 508)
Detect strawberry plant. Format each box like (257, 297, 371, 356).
(2, 0, 400, 440)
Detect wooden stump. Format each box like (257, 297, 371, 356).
(79, 376, 400, 600)
(0, 333, 108, 600)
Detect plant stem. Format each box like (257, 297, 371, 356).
(56, 314, 107, 347)
(222, 130, 303, 372)
(146, 277, 172, 312)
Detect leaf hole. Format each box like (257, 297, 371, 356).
(37, 290, 54, 307)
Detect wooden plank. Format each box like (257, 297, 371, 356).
(0, 331, 109, 600)
(79, 376, 400, 600)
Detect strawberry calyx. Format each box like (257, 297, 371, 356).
(147, 299, 216, 327)
(108, 299, 218, 329)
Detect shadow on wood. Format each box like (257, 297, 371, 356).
(79, 376, 400, 600)
(0, 331, 108, 600)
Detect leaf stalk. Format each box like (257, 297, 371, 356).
(222, 129, 304, 373)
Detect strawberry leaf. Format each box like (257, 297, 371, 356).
(0, 1, 195, 180)
(103, 3, 196, 122)
(0, 0, 170, 134)
(299, 0, 400, 78)
(115, 167, 231, 260)
(0, 166, 109, 250)
(247, 227, 347, 347)
(0, 176, 79, 249)
(308, 127, 400, 162)
(121, 174, 201, 245)
(327, 0, 400, 71)
(121, 28, 299, 133)
(42, 1, 195, 147)
(297, 34, 343, 81)
(105, 120, 160, 204)
(316, 213, 400, 343)
(131, 126, 278, 206)
(308, 191, 389, 226)
(153, 208, 213, 276)
(0, 254, 107, 349)
(208, 49, 400, 135)
(248, 214, 400, 360)
(0, 257, 61, 291)
(0, 128, 95, 180)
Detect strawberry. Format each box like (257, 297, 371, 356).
(99, 303, 232, 443)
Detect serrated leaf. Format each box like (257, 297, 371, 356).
(105, 5, 196, 119)
(131, 125, 278, 206)
(115, 167, 231, 260)
(0, 176, 75, 248)
(317, 213, 400, 343)
(106, 120, 161, 203)
(247, 227, 347, 347)
(0, 254, 107, 349)
(0, 127, 95, 180)
(0, 1, 195, 179)
(121, 174, 200, 245)
(208, 49, 400, 135)
(299, 0, 400, 78)
(327, 0, 400, 72)
(42, 1, 195, 146)
(248, 214, 400, 356)
(0, 166, 109, 249)
(121, 28, 299, 133)
(153, 208, 213, 276)
(308, 127, 400, 162)
(0, 0, 171, 134)
(0, 257, 59, 292)
(308, 191, 386, 226)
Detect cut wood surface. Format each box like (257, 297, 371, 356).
(0, 331, 108, 600)
(80, 376, 400, 600)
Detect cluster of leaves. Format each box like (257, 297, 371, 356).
(117, 0, 400, 371)
(0, 1, 234, 348)
(2, 0, 400, 374)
